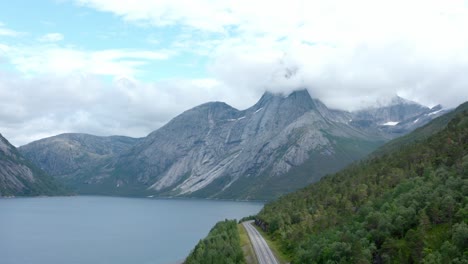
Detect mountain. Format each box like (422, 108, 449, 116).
(0, 133, 66, 197)
(351, 96, 449, 138)
(255, 102, 468, 263)
(90, 90, 390, 199)
(354, 96, 431, 124)
(19, 133, 140, 187)
(373, 101, 468, 156)
(19, 90, 447, 200)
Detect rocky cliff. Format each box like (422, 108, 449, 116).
(19, 90, 449, 200)
(0, 133, 65, 196)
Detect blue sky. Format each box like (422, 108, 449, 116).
(1, 0, 468, 146)
(0, 0, 211, 81)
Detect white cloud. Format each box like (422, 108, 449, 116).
(0, 22, 21, 37)
(3, 45, 173, 78)
(38, 33, 64, 42)
(75, 0, 237, 32)
(2, 0, 468, 145)
(0, 71, 258, 146)
(73, 0, 468, 110)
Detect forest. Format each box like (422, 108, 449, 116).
(256, 105, 468, 263)
(185, 219, 245, 264)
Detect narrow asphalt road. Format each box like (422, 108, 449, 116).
(242, 220, 279, 264)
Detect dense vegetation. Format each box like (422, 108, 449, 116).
(257, 104, 468, 263)
(185, 220, 245, 264)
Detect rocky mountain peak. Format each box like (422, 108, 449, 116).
(349, 95, 444, 138)
(287, 88, 312, 98)
(0, 133, 8, 150)
(0, 133, 15, 158)
(389, 95, 413, 106)
(374, 95, 427, 109)
(152, 101, 240, 136)
(253, 89, 315, 110)
(194, 101, 236, 111)
(430, 104, 443, 111)
(253, 91, 275, 108)
(17, 90, 449, 200)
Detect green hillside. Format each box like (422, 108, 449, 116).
(185, 219, 245, 264)
(256, 104, 468, 263)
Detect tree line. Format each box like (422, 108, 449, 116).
(185, 219, 245, 264)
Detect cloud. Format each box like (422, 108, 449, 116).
(38, 33, 64, 42)
(73, 0, 468, 110)
(2, 0, 468, 145)
(0, 70, 259, 146)
(2, 45, 173, 78)
(75, 0, 237, 32)
(0, 22, 21, 37)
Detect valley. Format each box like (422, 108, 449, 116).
(1, 1, 467, 263)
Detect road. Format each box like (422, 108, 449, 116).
(242, 220, 279, 264)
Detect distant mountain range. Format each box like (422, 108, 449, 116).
(0, 133, 65, 196)
(19, 133, 140, 189)
(18, 89, 449, 200)
(352, 96, 446, 138)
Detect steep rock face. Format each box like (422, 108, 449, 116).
(0, 133, 64, 196)
(20, 90, 448, 200)
(109, 90, 385, 199)
(19, 133, 140, 181)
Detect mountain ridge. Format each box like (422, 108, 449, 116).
(19, 89, 449, 199)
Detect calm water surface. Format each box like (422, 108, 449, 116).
(0, 196, 263, 264)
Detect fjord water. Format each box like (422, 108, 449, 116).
(0, 196, 263, 264)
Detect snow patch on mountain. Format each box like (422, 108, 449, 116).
(382, 121, 399, 126)
(428, 109, 444, 116)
